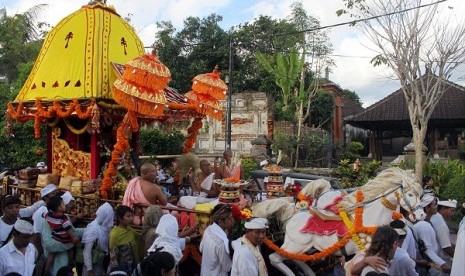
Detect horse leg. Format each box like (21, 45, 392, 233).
(292, 260, 316, 276)
(269, 252, 296, 276)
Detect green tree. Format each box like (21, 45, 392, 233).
(154, 14, 302, 101)
(255, 48, 305, 116)
(309, 91, 334, 129)
(342, 89, 362, 105)
(0, 7, 46, 168)
(154, 14, 229, 93)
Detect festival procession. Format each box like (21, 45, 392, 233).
(1, 0, 465, 275)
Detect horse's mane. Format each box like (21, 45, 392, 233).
(301, 179, 332, 199)
(338, 167, 416, 210)
(252, 198, 294, 222)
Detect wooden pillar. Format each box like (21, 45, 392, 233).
(433, 128, 440, 159)
(90, 132, 99, 179)
(368, 131, 375, 159)
(375, 131, 383, 161)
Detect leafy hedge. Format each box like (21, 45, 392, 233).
(139, 129, 185, 156)
(241, 157, 259, 180)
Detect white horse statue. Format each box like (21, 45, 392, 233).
(252, 167, 423, 276)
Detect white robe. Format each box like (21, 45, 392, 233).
(178, 173, 217, 209)
(231, 237, 267, 276)
(388, 247, 418, 276)
(451, 228, 465, 276)
(431, 213, 453, 276)
(414, 221, 446, 276)
(402, 226, 417, 259)
(199, 223, 231, 276)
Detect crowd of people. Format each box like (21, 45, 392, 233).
(0, 185, 268, 276)
(2, 149, 465, 276)
(343, 185, 465, 276)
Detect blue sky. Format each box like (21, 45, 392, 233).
(2, 0, 465, 107)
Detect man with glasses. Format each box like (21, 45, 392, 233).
(0, 219, 37, 276)
(231, 217, 269, 276)
(200, 204, 234, 276)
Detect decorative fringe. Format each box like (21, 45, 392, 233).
(191, 66, 228, 100)
(123, 65, 170, 91)
(185, 91, 223, 120)
(113, 84, 165, 117)
(192, 81, 227, 100)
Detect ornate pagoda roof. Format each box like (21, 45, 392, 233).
(15, 1, 145, 103)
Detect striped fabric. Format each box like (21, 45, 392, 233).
(45, 212, 72, 244)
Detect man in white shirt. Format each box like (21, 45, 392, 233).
(231, 218, 269, 276)
(200, 204, 235, 276)
(31, 184, 59, 255)
(389, 220, 418, 276)
(430, 198, 456, 274)
(0, 219, 38, 276)
(0, 193, 45, 247)
(413, 194, 451, 276)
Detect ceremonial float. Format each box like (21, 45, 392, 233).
(2, 1, 427, 275)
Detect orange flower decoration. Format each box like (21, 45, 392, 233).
(224, 177, 240, 183)
(392, 211, 403, 220)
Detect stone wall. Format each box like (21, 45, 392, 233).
(196, 92, 274, 154)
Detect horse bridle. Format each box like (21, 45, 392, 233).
(352, 183, 416, 214)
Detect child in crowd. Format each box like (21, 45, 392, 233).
(44, 195, 79, 274)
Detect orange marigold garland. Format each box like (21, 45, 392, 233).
(263, 189, 378, 261)
(8, 98, 96, 139)
(183, 117, 203, 153)
(34, 114, 41, 139)
(100, 115, 132, 198)
(392, 211, 403, 220)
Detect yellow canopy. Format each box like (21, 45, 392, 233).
(15, 2, 145, 102)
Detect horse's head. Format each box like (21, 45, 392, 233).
(395, 170, 423, 214)
(362, 167, 422, 214)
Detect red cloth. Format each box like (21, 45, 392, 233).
(300, 195, 347, 236)
(300, 216, 348, 237)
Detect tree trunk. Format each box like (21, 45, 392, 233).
(294, 100, 304, 168)
(412, 126, 427, 183)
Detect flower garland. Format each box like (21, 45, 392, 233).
(7, 98, 96, 139)
(100, 115, 132, 198)
(392, 211, 403, 220)
(297, 192, 312, 205)
(263, 190, 378, 261)
(183, 117, 203, 153)
(63, 118, 91, 135)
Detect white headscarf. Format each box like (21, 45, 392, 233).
(147, 214, 182, 264)
(82, 202, 114, 253)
